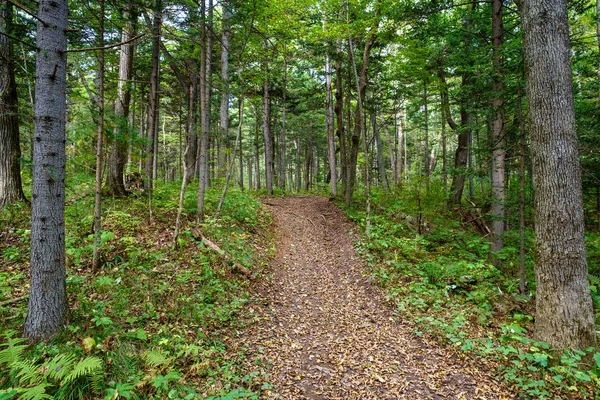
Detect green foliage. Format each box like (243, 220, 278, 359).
(343, 178, 599, 398)
(0, 177, 271, 399)
(0, 332, 103, 400)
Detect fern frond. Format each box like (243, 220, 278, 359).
(0, 335, 27, 365)
(90, 371, 103, 394)
(60, 357, 103, 387)
(0, 388, 19, 400)
(44, 353, 76, 382)
(12, 360, 41, 386)
(17, 384, 53, 400)
(142, 350, 172, 369)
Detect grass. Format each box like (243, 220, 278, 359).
(0, 176, 273, 399)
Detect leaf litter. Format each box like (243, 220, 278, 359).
(241, 196, 513, 399)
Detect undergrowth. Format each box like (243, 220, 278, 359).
(343, 180, 600, 399)
(0, 176, 273, 399)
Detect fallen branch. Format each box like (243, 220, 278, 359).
(191, 228, 252, 278)
(0, 294, 28, 307)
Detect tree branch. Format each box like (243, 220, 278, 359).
(6, 0, 48, 26)
(65, 33, 145, 53)
(0, 30, 36, 49)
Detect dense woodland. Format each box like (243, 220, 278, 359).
(2, 0, 600, 398)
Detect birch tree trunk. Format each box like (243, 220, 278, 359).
(25, 0, 69, 343)
(522, 0, 596, 350)
(0, 2, 26, 208)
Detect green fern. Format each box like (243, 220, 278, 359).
(142, 350, 172, 369)
(0, 333, 27, 365)
(16, 384, 52, 400)
(43, 353, 76, 382)
(0, 331, 104, 400)
(12, 360, 41, 386)
(60, 356, 103, 387)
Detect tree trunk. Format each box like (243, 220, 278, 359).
(145, 0, 161, 194)
(197, 0, 211, 223)
(345, 33, 376, 206)
(381, 114, 396, 188)
(92, 0, 105, 270)
(372, 107, 388, 190)
(522, 0, 596, 351)
(517, 87, 527, 294)
(325, 53, 337, 196)
(441, 99, 447, 193)
(220, 0, 230, 182)
(262, 39, 273, 196)
(296, 137, 301, 192)
(25, 0, 69, 343)
(279, 42, 287, 189)
(335, 43, 347, 198)
(396, 109, 404, 185)
(247, 156, 253, 190)
(0, 2, 26, 208)
(490, 0, 505, 258)
(254, 104, 261, 190)
(423, 81, 430, 180)
(105, 5, 135, 197)
(185, 77, 198, 183)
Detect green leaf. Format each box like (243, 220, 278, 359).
(574, 371, 592, 382)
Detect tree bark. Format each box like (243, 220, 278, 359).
(490, 0, 505, 258)
(522, 0, 596, 350)
(145, 0, 161, 194)
(381, 114, 396, 188)
(335, 43, 347, 198)
(326, 52, 337, 196)
(517, 87, 527, 294)
(396, 108, 404, 185)
(372, 108, 388, 190)
(25, 0, 69, 343)
(279, 42, 287, 189)
(262, 38, 273, 196)
(0, 1, 26, 208)
(220, 0, 230, 180)
(345, 33, 376, 206)
(197, 0, 211, 223)
(92, 0, 105, 270)
(423, 81, 430, 180)
(105, 5, 135, 197)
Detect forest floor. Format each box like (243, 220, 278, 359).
(241, 196, 513, 400)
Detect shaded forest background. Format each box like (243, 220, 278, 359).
(2, 0, 600, 398)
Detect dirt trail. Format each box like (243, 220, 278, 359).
(244, 196, 511, 399)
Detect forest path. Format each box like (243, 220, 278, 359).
(243, 196, 511, 399)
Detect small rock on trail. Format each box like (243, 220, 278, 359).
(243, 196, 512, 400)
